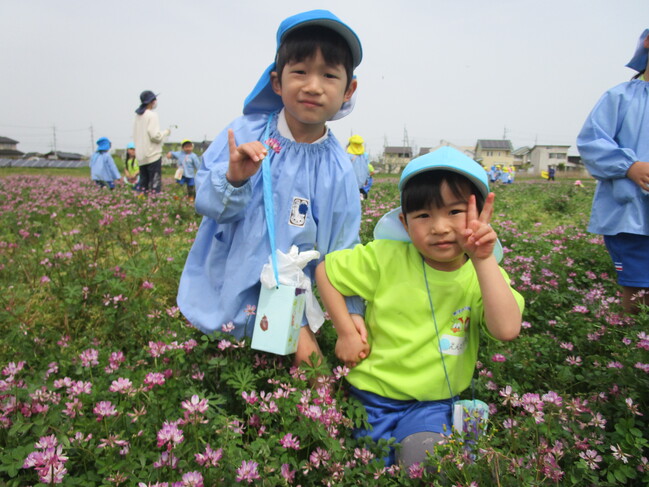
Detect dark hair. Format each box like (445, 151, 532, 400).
(401, 170, 484, 218)
(181, 141, 193, 148)
(275, 25, 354, 89)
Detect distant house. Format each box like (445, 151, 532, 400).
(41, 151, 85, 161)
(420, 140, 475, 159)
(474, 140, 514, 168)
(377, 146, 413, 174)
(0, 136, 24, 159)
(527, 145, 572, 174)
(512, 146, 532, 167)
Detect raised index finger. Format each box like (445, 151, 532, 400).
(227, 129, 237, 156)
(478, 192, 496, 224)
(466, 194, 479, 224)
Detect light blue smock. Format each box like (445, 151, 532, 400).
(89, 151, 120, 182)
(577, 80, 649, 236)
(177, 112, 364, 337)
(350, 153, 369, 190)
(169, 151, 201, 179)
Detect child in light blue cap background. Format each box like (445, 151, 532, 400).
(177, 10, 365, 366)
(89, 137, 121, 190)
(577, 28, 649, 314)
(316, 147, 523, 466)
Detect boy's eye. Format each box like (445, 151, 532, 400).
(449, 209, 465, 215)
(324, 73, 340, 79)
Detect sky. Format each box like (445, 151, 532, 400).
(1, 0, 647, 159)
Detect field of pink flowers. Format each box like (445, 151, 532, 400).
(0, 174, 647, 486)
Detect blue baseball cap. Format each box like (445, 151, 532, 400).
(96, 137, 111, 152)
(242, 9, 362, 119)
(626, 28, 649, 72)
(374, 146, 503, 262)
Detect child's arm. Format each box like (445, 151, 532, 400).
(315, 261, 370, 367)
(226, 129, 268, 187)
(462, 193, 521, 341)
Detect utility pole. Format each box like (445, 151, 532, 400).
(503, 126, 508, 140)
(403, 126, 410, 149)
(52, 125, 57, 155)
(90, 125, 94, 154)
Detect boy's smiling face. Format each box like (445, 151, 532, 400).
(399, 181, 471, 272)
(271, 48, 357, 143)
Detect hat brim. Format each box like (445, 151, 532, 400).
(373, 207, 504, 263)
(281, 17, 362, 69)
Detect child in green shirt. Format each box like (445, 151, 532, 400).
(315, 146, 524, 466)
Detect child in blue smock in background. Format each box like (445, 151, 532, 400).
(168, 139, 200, 201)
(90, 137, 121, 190)
(577, 28, 649, 314)
(363, 162, 375, 196)
(347, 134, 370, 199)
(177, 10, 365, 366)
(316, 147, 524, 466)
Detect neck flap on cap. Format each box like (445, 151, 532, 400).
(242, 9, 362, 119)
(626, 28, 649, 72)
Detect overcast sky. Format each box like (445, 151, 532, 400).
(1, 0, 646, 158)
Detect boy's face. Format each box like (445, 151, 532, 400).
(182, 144, 193, 153)
(127, 148, 135, 156)
(270, 48, 357, 142)
(399, 181, 470, 272)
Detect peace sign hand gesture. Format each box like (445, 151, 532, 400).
(461, 192, 497, 261)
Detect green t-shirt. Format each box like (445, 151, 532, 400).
(325, 239, 525, 401)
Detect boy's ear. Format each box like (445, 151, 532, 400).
(343, 77, 358, 102)
(398, 212, 408, 231)
(270, 71, 282, 95)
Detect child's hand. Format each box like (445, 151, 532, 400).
(226, 129, 268, 187)
(335, 329, 370, 368)
(462, 192, 497, 261)
(627, 161, 649, 192)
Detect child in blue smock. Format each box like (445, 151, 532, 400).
(577, 28, 649, 314)
(347, 134, 370, 199)
(168, 139, 201, 200)
(177, 10, 365, 366)
(316, 147, 523, 466)
(89, 137, 120, 190)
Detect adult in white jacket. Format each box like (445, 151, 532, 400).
(133, 90, 170, 193)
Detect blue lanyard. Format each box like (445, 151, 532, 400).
(261, 113, 279, 288)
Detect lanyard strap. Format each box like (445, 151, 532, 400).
(422, 257, 456, 404)
(261, 113, 279, 287)
(422, 257, 478, 406)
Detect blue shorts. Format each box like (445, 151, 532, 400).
(604, 233, 649, 287)
(350, 386, 454, 465)
(176, 176, 195, 186)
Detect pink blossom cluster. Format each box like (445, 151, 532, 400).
(23, 435, 68, 484)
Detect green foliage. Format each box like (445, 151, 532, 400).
(0, 175, 647, 486)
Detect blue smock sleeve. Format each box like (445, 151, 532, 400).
(312, 146, 365, 316)
(577, 88, 638, 180)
